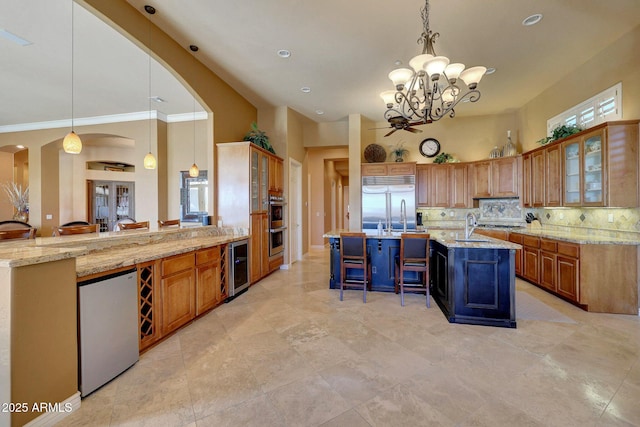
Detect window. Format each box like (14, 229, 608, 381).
(547, 83, 622, 136)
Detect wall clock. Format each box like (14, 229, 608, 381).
(419, 138, 441, 158)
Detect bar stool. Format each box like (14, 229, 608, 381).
(395, 233, 430, 307)
(117, 220, 149, 231)
(339, 232, 371, 303)
(158, 219, 180, 228)
(0, 228, 36, 240)
(54, 224, 99, 236)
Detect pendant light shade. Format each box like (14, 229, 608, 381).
(189, 163, 199, 177)
(63, 130, 82, 154)
(143, 152, 157, 169)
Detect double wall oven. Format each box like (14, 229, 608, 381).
(269, 194, 286, 258)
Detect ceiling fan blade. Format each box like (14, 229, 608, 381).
(384, 128, 397, 137)
(368, 126, 393, 130)
(404, 127, 423, 134)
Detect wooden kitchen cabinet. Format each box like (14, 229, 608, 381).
(545, 144, 562, 206)
(539, 238, 557, 291)
(531, 150, 545, 207)
(508, 233, 523, 276)
(522, 235, 540, 284)
(469, 161, 492, 198)
(522, 154, 532, 207)
(217, 142, 285, 283)
(161, 253, 196, 335)
(361, 161, 416, 176)
(269, 156, 284, 193)
(450, 164, 469, 208)
(195, 247, 221, 315)
(430, 164, 451, 207)
(416, 165, 429, 206)
(250, 212, 269, 283)
(469, 156, 520, 199)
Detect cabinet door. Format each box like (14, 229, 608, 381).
(531, 150, 545, 207)
(250, 214, 262, 283)
(545, 145, 562, 206)
(268, 156, 277, 193)
(539, 251, 556, 291)
(582, 130, 604, 206)
(196, 263, 217, 315)
(557, 255, 579, 302)
(523, 247, 539, 283)
(508, 233, 523, 277)
(161, 269, 195, 335)
(491, 157, 519, 197)
(416, 165, 430, 207)
(260, 152, 269, 211)
(250, 150, 260, 212)
(261, 213, 269, 277)
(275, 158, 284, 192)
(562, 140, 581, 206)
(522, 154, 532, 207)
(450, 164, 469, 208)
(362, 163, 387, 176)
(470, 161, 491, 198)
(430, 164, 451, 207)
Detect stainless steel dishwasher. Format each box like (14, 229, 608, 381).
(78, 268, 139, 396)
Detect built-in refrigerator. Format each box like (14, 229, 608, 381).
(362, 175, 416, 230)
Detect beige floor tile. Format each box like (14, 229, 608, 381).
(56, 248, 640, 427)
(267, 374, 351, 427)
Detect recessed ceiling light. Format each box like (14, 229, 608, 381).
(277, 49, 291, 58)
(394, 60, 402, 66)
(0, 29, 32, 46)
(144, 5, 156, 15)
(301, 87, 311, 93)
(16, 145, 25, 149)
(149, 96, 165, 103)
(315, 110, 324, 115)
(485, 67, 496, 75)
(189, 45, 199, 52)
(522, 14, 543, 26)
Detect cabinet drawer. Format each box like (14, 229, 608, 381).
(557, 242, 579, 258)
(508, 233, 523, 244)
(540, 238, 557, 253)
(196, 247, 219, 266)
(362, 164, 387, 176)
(162, 253, 195, 277)
(522, 235, 540, 248)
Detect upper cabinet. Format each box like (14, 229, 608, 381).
(269, 156, 284, 193)
(556, 121, 638, 207)
(362, 162, 416, 176)
(469, 156, 521, 199)
(416, 163, 469, 208)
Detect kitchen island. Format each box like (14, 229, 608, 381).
(324, 229, 520, 328)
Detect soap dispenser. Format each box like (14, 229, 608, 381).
(377, 220, 383, 235)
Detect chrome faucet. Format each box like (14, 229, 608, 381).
(465, 212, 478, 239)
(400, 199, 407, 233)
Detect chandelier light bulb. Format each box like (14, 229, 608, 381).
(444, 63, 465, 81)
(459, 66, 487, 89)
(189, 163, 200, 177)
(424, 56, 450, 79)
(63, 130, 82, 154)
(409, 54, 433, 73)
(380, 90, 397, 107)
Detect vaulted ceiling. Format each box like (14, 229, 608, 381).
(2, 0, 639, 134)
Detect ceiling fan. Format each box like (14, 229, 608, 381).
(372, 116, 425, 137)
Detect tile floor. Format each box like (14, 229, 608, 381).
(58, 248, 640, 427)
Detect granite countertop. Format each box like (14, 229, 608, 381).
(323, 229, 521, 250)
(0, 225, 249, 272)
(501, 226, 640, 245)
(75, 234, 246, 278)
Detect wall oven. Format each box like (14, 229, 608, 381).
(269, 194, 286, 257)
(228, 239, 249, 299)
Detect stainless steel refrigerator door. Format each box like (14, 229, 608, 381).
(388, 184, 416, 230)
(362, 185, 388, 229)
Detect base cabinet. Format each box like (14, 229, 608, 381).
(430, 240, 516, 328)
(557, 255, 579, 301)
(138, 245, 226, 352)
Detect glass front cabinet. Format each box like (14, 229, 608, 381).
(562, 128, 605, 207)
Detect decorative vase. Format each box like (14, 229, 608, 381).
(13, 207, 28, 223)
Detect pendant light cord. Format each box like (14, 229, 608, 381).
(70, 1, 74, 131)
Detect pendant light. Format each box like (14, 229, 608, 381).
(188, 45, 199, 177)
(143, 5, 156, 169)
(63, 0, 82, 154)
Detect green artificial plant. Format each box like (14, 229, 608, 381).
(537, 124, 583, 145)
(389, 142, 409, 162)
(244, 122, 275, 154)
(433, 152, 454, 164)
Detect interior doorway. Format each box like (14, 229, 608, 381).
(289, 158, 303, 263)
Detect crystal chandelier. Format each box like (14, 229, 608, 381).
(380, 0, 487, 128)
